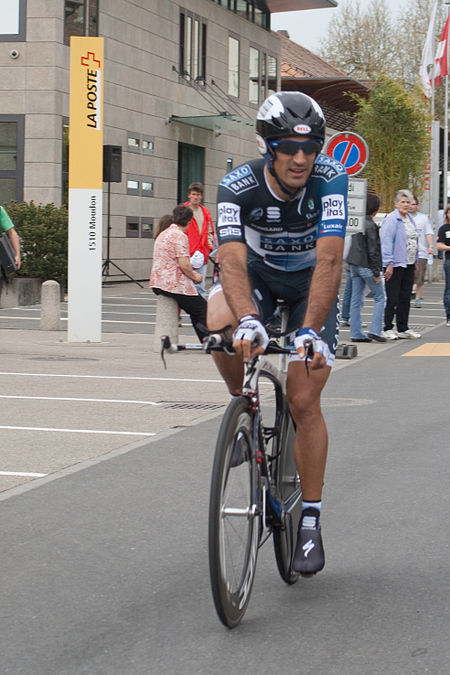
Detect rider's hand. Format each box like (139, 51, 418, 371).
(233, 314, 269, 362)
(294, 327, 330, 370)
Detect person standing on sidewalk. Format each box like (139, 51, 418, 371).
(380, 189, 421, 340)
(409, 196, 434, 308)
(0, 204, 21, 270)
(184, 183, 215, 299)
(347, 193, 386, 343)
(436, 204, 450, 326)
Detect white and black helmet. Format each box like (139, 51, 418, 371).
(256, 91, 325, 158)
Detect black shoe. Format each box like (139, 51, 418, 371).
(292, 508, 325, 575)
(351, 337, 372, 342)
(367, 332, 387, 343)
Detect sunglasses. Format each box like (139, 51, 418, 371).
(269, 139, 323, 156)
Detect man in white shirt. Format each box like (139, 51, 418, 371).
(409, 196, 434, 307)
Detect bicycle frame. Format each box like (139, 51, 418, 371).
(238, 351, 298, 548)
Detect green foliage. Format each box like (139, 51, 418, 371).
(5, 201, 68, 284)
(353, 78, 429, 209)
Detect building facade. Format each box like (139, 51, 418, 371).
(0, 0, 338, 281)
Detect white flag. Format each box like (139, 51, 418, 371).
(420, 0, 439, 98)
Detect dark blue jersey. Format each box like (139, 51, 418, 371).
(216, 155, 348, 272)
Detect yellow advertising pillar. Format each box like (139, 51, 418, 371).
(68, 37, 104, 342)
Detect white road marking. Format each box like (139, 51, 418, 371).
(0, 471, 48, 477)
(0, 371, 222, 383)
(0, 394, 161, 405)
(0, 316, 157, 325)
(0, 425, 155, 436)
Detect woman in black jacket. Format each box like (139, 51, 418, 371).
(346, 193, 386, 342)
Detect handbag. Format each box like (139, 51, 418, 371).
(0, 232, 17, 280)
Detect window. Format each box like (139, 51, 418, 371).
(267, 55, 278, 95)
(210, 0, 269, 30)
(126, 218, 139, 238)
(127, 133, 154, 155)
(126, 175, 154, 197)
(228, 36, 240, 97)
(249, 47, 259, 105)
(64, 0, 98, 45)
(0, 115, 24, 202)
(126, 217, 154, 238)
(142, 181, 153, 194)
(248, 49, 278, 105)
(179, 10, 207, 83)
(141, 219, 153, 238)
(0, 0, 26, 41)
(236, 0, 248, 19)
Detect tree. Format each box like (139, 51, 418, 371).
(320, 0, 446, 100)
(352, 78, 429, 208)
(319, 0, 396, 81)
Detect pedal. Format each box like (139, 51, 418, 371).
(336, 343, 358, 359)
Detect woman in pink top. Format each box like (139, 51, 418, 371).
(150, 206, 207, 342)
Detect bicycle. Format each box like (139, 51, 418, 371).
(160, 305, 305, 628)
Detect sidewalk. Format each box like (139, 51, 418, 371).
(0, 276, 448, 496)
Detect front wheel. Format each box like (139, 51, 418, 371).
(273, 404, 302, 584)
(208, 397, 260, 628)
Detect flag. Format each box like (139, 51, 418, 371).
(420, 0, 439, 98)
(434, 15, 450, 88)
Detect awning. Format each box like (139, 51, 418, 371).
(169, 113, 254, 132)
(265, 0, 337, 11)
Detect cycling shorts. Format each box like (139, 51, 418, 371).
(209, 251, 340, 366)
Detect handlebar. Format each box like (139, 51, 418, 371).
(160, 331, 299, 367)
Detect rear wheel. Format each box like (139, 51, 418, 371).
(208, 397, 260, 628)
(272, 403, 302, 584)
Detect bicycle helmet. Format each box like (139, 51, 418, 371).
(256, 91, 325, 160)
(255, 92, 326, 198)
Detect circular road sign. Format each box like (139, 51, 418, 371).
(325, 132, 369, 176)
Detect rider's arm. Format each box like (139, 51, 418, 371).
(302, 235, 344, 333)
(296, 236, 344, 370)
(217, 240, 258, 320)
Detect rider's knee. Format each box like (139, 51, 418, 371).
(287, 390, 321, 426)
(207, 291, 235, 331)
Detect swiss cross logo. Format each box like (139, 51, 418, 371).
(81, 52, 101, 69)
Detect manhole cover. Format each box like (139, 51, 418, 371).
(162, 402, 225, 410)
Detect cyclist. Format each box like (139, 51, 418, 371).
(207, 91, 348, 575)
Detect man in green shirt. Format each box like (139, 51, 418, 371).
(0, 205, 21, 269)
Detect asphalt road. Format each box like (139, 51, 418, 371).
(1, 312, 450, 673)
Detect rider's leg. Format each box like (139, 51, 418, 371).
(206, 287, 243, 394)
(288, 363, 331, 574)
(286, 363, 331, 501)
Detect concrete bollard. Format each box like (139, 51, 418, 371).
(153, 293, 179, 351)
(40, 280, 61, 331)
